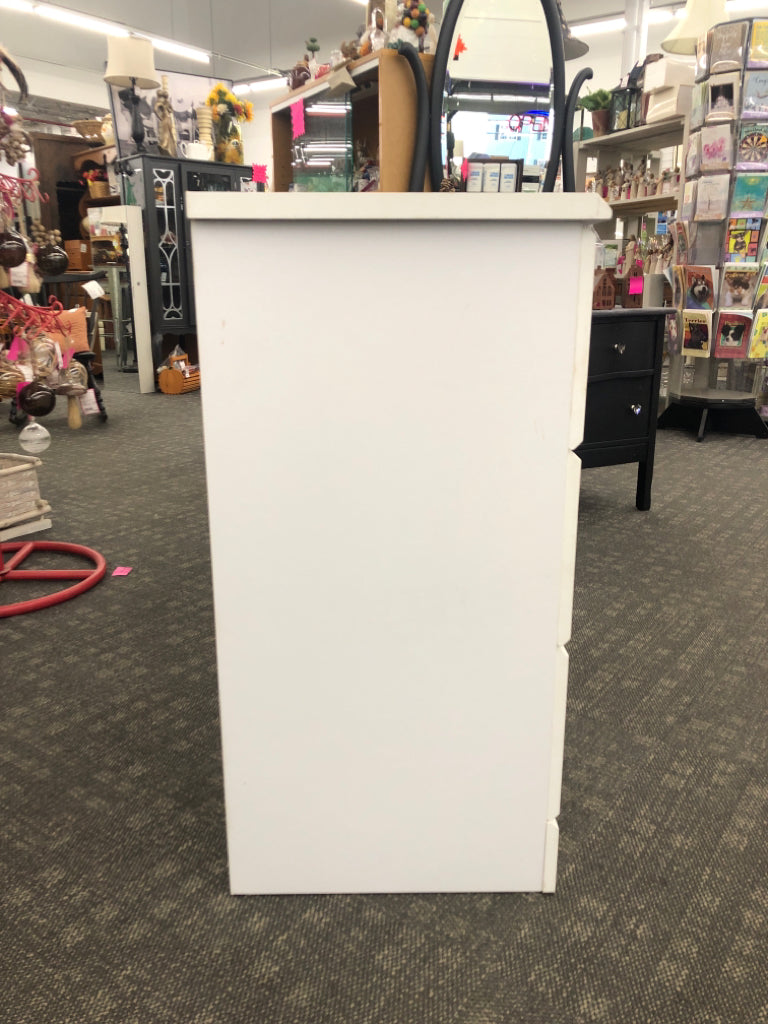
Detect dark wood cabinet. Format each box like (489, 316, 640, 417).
(121, 155, 252, 334)
(576, 307, 667, 511)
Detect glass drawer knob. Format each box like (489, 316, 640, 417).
(613, 342, 626, 354)
(630, 403, 643, 415)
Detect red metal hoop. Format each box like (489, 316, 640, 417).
(0, 540, 106, 617)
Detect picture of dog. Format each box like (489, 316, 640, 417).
(718, 322, 745, 347)
(687, 274, 713, 309)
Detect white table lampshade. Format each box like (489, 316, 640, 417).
(104, 36, 159, 89)
(661, 0, 728, 55)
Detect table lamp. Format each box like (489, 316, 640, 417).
(104, 37, 160, 152)
(556, 0, 589, 60)
(662, 0, 727, 54)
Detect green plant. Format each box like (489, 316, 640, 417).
(577, 88, 612, 112)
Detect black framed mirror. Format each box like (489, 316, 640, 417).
(427, 0, 573, 192)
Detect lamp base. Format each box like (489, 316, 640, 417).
(119, 78, 145, 153)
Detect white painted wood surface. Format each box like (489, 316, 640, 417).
(188, 193, 610, 894)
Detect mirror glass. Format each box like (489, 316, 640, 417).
(438, 0, 556, 191)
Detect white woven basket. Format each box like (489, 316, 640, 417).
(0, 453, 52, 530)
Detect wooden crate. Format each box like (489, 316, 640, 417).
(0, 453, 52, 539)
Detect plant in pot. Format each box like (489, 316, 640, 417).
(577, 89, 613, 137)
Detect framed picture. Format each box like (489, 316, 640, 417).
(108, 69, 230, 159)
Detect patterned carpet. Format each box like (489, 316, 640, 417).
(2, 364, 767, 1024)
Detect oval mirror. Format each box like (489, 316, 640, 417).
(428, 0, 575, 192)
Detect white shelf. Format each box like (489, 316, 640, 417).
(579, 116, 686, 154)
(609, 191, 680, 216)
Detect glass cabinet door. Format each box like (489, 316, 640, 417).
(152, 165, 186, 324)
(184, 168, 234, 193)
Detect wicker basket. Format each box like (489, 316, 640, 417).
(87, 180, 111, 199)
(157, 354, 201, 395)
(73, 119, 104, 142)
(0, 453, 52, 532)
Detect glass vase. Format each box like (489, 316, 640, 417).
(214, 116, 244, 165)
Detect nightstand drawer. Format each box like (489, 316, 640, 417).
(588, 317, 658, 376)
(583, 376, 653, 443)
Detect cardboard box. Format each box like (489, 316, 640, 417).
(646, 84, 693, 123)
(64, 239, 92, 271)
(643, 57, 695, 93)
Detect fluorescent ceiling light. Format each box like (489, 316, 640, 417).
(453, 92, 493, 100)
(234, 77, 287, 94)
(726, 0, 768, 9)
(571, 17, 627, 37)
(140, 36, 210, 64)
(34, 3, 129, 36)
(4, 2, 211, 62)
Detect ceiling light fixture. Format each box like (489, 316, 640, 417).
(233, 77, 288, 94)
(34, 2, 129, 36)
(569, 17, 627, 38)
(139, 36, 210, 64)
(1, 1, 210, 63)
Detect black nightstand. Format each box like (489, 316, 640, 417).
(576, 307, 667, 511)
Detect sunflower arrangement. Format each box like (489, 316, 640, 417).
(206, 83, 254, 129)
(206, 83, 254, 164)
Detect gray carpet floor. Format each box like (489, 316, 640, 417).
(2, 363, 767, 1024)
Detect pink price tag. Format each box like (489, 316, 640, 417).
(628, 276, 644, 295)
(112, 566, 133, 576)
(291, 100, 305, 140)
(252, 163, 267, 184)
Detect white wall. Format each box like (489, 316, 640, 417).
(566, 22, 697, 96)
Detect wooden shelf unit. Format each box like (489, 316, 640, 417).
(271, 49, 434, 193)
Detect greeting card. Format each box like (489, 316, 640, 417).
(742, 71, 768, 119)
(682, 309, 713, 357)
(710, 21, 748, 74)
(690, 81, 708, 130)
(666, 311, 682, 357)
(736, 122, 768, 170)
(754, 262, 768, 308)
(707, 73, 740, 122)
(685, 132, 701, 178)
(730, 173, 768, 214)
(700, 124, 733, 171)
(724, 216, 763, 261)
(696, 31, 711, 83)
(748, 308, 768, 356)
(672, 221, 690, 268)
(682, 178, 698, 221)
(714, 311, 753, 358)
(694, 173, 730, 221)
(684, 265, 717, 310)
(720, 262, 761, 307)
(748, 20, 768, 69)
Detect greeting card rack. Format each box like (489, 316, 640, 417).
(659, 17, 768, 440)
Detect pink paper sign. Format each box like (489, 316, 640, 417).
(252, 163, 267, 184)
(112, 566, 133, 576)
(628, 276, 644, 295)
(291, 100, 305, 140)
